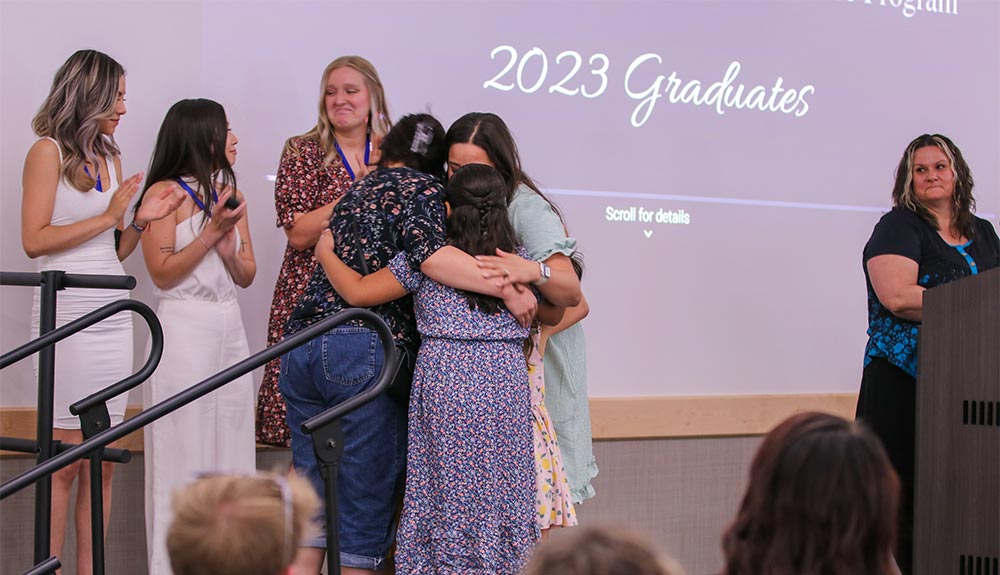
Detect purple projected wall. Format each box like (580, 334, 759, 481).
(1, 0, 997, 403)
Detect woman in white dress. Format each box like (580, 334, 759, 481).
(21, 49, 183, 573)
(137, 98, 257, 575)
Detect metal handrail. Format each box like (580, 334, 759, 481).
(4, 270, 398, 575)
(0, 271, 135, 291)
(1, 298, 162, 440)
(0, 438, 131, 464)
(21, 556, 60, 575)
(1, 270, 146, 572)
(0, 307, 397, 500)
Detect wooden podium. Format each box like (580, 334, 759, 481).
(914, 266, 999, 575)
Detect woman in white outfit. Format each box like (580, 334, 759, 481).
(21, 49, 183, 574)
(137, 98, 257, 575)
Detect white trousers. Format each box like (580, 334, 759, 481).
(143, 298, 256, 575)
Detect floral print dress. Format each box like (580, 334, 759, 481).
(527, 331, 577, 529)
(390, 251, 538, 575)
(255, 136, 353, 446)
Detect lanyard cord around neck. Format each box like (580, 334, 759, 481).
(334, 133, 371, 181)
(175, 178, 218, 216)
(83, 165, 103, 192)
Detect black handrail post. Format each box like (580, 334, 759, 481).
(33, 270, 63, 565)
(311, 420, 345, 575)
(88, 448, 106, 575)
(81, 405, 112, 575)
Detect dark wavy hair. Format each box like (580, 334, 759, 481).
(138, 99, 235, 222)
(721, 412, 899, 575)
(32, 49, 125, 192)
(445, 112, 563, 219)
(446, 164, 518, 314)
(892, 133, 977, 238)
(378, 113, 446, 180)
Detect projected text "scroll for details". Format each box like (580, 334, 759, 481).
(606, 206, 691, 238)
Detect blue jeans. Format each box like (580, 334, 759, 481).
(279, 326, 406, 570)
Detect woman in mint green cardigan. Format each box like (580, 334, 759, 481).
(445, 112, 598, 504)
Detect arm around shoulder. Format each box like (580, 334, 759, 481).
(314, 230, 407, 307)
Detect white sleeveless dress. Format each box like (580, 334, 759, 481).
(143, 205, 256, 575)
(29, 137, 132, 429)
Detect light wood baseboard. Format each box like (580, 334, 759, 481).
(589, 393, 857, 439)
(1, 393, 857, 456)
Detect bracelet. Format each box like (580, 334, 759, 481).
(196, 235, 211, 250)
(129, 219, 147, 233)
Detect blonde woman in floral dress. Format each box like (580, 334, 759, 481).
(256, 55, 391, 446)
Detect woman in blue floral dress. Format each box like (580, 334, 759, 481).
(316, 164, 560, 574)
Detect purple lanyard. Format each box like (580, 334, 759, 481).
(176, 178, 218, 216)
(83, 165, 103, 192)
(334, 134, 371, 181)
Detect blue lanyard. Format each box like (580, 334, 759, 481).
(334, 134, 371, 181)
(83, 165, 103, 192)
(176, 178, 218, 216)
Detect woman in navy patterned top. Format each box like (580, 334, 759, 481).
(858, 133, 1000, 575)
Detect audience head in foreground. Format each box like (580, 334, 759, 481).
(523, 524, 685, 575)
(722, 411, 900, 575)
(167, 472, 319, 575)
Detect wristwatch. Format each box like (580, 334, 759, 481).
(534, 262, 551, 286)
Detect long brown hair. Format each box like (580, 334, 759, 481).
(445, 112, 563, 219)
(721, 412, 899, 575)
(446, 164, 518, 314)
(138, 99, 236, 223)
(32, 50, 124, 192)
(892, 133, 977, 238)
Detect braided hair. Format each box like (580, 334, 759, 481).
(446, 164, 518, 314)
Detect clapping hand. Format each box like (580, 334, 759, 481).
(104, 173, 145, 225)
(209, 189, 246, 234)
(135, 180, 185, 226)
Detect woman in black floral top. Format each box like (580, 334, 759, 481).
(278, 114, 446, 574)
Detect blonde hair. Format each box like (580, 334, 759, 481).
(523, 525, 685, 575)
(167, 473, 320, 575)
(31, 50, 124, 192)
(284, 55, 392, 165)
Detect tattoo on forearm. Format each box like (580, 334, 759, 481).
(159, 246, 175, 254)
(240, 240, 248, 252)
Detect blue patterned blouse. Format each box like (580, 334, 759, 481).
(863, 207, 1000, 377)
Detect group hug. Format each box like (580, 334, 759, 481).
(21, 49, 594, 575)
